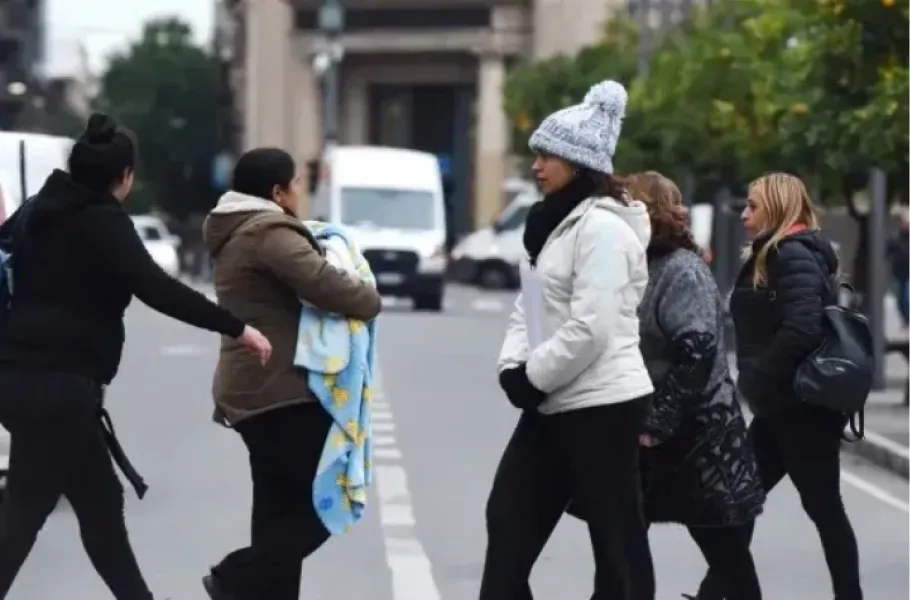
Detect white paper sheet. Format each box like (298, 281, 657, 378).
(520, 260, 546, 351)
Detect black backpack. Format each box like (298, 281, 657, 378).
(793, 279, 873, 440)
(0, 199, 34, 316)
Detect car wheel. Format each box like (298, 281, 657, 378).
(477, 260, 514, 290)
(413, 292, 444, 312)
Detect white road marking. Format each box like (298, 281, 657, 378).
(370, 370, 442, 600)
(470, 297, 506, 312)
(373, 447, 403, 460)
(159, 344, 205, 356)
(841, 469, 909, 513)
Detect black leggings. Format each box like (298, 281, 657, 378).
(479, 397, 655, 600)
(676, 524, 760, 600)
(697, 406, 862, 600)
(213, 403, 333, 600)
(0, 370, 151, 600)
(586, 520, 759, 600)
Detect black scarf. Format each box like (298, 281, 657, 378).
(523, 175, 595, 267)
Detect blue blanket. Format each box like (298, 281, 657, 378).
(294, 221, 377, 536)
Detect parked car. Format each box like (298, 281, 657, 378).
(450, 189, 539, 289)
(131, 215, 181, 278)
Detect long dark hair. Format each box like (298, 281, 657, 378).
(581, 168, 629, 205)
(67, 112, 137, 193)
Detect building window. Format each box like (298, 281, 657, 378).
(295, 8, 490, 31)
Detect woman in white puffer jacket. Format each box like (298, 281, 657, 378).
(478, 80, 656, 600)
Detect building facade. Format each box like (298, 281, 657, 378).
(0, 0, 45, 130)
(221, 0, 622, 232)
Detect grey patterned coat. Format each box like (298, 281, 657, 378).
(637, 248, 765, 526)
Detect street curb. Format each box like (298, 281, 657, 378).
(841, 431, 910, 480)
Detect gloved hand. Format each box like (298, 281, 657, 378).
(499, 363, 547, 410)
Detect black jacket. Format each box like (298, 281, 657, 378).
(0, 170, 244, 384)
(729, 229, 838, 417)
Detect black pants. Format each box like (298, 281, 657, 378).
(479, 397, 655, 600)
(674, 524, 761, 600)
(698, 406, 862, 600)
(0, 370, 151, 600)
(585, 508, 760, 598)
(213, 403, 333, 600)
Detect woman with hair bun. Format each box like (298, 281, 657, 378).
(0, 113, 271, 599)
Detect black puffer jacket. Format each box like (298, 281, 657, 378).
(729, 229, 838, 417)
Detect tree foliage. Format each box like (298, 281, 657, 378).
(502, 0, 909, 202)
(96, 18, 221, 217)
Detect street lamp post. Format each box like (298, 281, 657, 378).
(317, 0, 344, 149)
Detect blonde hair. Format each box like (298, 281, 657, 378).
(744, 173, 820, 287)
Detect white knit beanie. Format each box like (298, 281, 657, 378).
(528, 80, 628, 175)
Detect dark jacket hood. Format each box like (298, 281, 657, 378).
(752, 228, 839, 276)
(0, 170, 119, 249)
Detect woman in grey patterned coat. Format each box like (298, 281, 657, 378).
(629, 172, 765, 600)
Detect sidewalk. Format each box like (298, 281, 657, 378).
(729, 350, 910, 479)
(841, 387, 910, 479)
(840, 335, 910, 479)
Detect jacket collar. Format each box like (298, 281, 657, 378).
(210, 191, 284, 215)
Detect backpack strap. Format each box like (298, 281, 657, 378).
(842, 409, 865, 442)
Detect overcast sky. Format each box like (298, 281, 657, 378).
(44, 0, 214, 76)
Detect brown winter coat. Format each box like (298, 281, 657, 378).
(203, 191, 381, 426)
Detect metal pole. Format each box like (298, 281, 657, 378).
(637, 0, 652, 77)
(868, 168, 888, 390)
(18, 140, 27, 201)
(323, 55, 339, 144)
(318, 0, 343, 147)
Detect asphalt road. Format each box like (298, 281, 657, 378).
(10, 284, 909, 599)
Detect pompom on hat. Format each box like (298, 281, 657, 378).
(528, 80, 628, 175)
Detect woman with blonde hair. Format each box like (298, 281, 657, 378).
(696, 172, 863, 599)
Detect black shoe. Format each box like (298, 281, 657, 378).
(202, 573, 234, 600)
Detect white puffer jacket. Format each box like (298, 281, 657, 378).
(498, 195, 654, 414)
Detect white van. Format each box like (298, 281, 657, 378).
(0, 132, 73, 205)
(451, 189, 539, 289)
(312, 145, 448, 311)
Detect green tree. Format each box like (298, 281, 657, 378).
(96, 17, 222, 218)
(770, 0, 909, 199)
(503, 19, 641, 165)
(632, 0, 819, 196)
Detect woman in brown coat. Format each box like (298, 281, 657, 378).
(200, 148, 381, 600)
